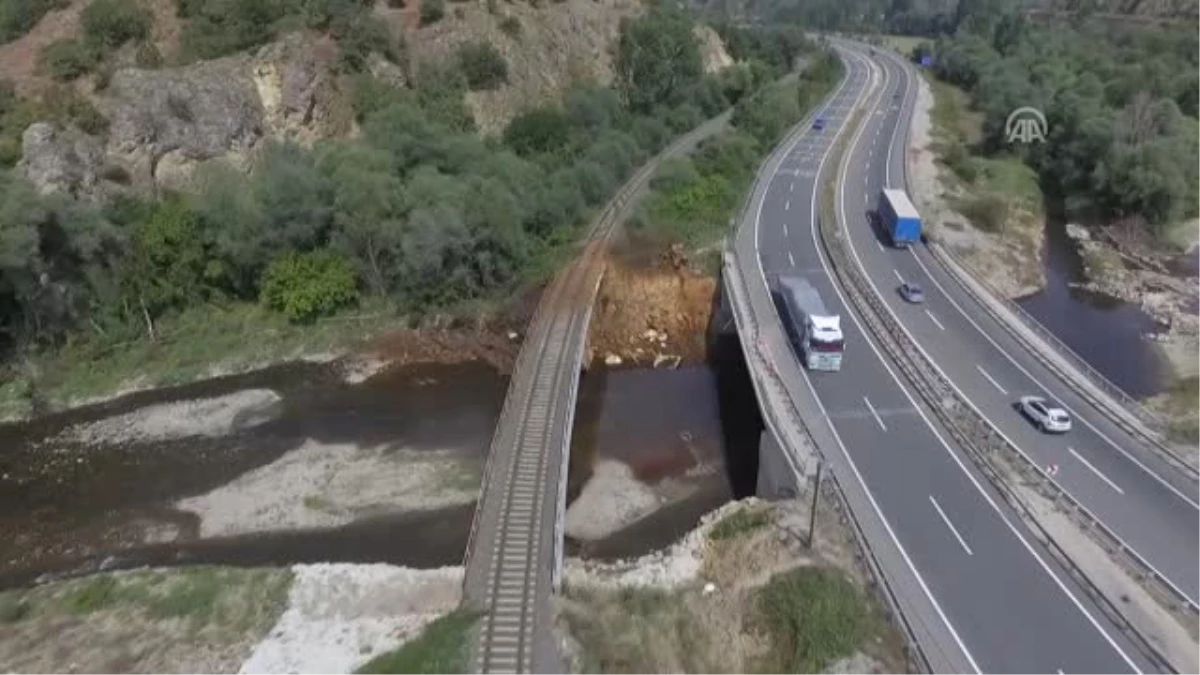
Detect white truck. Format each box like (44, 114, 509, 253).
(777, 275, 844, 372)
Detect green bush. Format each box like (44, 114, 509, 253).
(39, 38, 97, 81)
(943, 141, 977, 182)
(756, 568, 868, 673)
(420, 0, 445, 25)
(82, 0, 151, 50)
(356, 610, 478, 673)
(41, 85, 109, 135)
(956, 193, 1009, 232)
(498, 15, 520, 38)
(260, 250, 359, 323)
(135, 40, 164, 69)
(456, 41, 507, 91)
(503, 106, 571, 157)
(0, 0, 69, 44)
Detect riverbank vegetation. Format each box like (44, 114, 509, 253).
(560, 500, 906, 674)
(630, 46, 842, 255)
(0, 567, 292, 672)
(355, 609, 477, 674)
(0, 4, 808, 418)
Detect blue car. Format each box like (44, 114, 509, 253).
(813, 117, 827, 131)
(898, 282, 925, 303)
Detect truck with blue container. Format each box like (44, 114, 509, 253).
(878, 188, 922, 248)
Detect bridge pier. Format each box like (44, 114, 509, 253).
(757, 428, 803, 499)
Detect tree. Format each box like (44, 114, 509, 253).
(457, 41, 508, 90)
(615, 5, 704, 113)
(260, 249, 359, 322)
(503, 106, 572, 158)
(120, 198, 217, 329)
(82, 0, 151, 51)
(420, 0, 445, 25)
(319, 142, 408, 295)
(39, 39, 98, 81)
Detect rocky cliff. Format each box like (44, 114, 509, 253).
(20, 32, 350, 197)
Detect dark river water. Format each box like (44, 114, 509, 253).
(0, 334, 762, 588)
(1016, 218, 1176, 398)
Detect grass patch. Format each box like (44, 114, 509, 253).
(0, 592, 30, 623)
(708, 506, 771, 542)
(753, 567, 869, 673)
(303, 495, 333, 512)
(949, 193, 1010, 233)
(1162, 375, 1199, 443)
(879, 34, 924, 56)
(562, 585, 742, 673)
(53, 568, 292, 628)
(356, 609, 478, 674)
(0, 297, 405, 421)
(977, 156, 1041, 210)
(927, 78, 982, 150)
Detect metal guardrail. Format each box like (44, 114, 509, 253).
(812, 51, 1191, 672)
(928, 242, 1199, 478)
(877, 49, 1195, 479)
(722, 56, 935, 674)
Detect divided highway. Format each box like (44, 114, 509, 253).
(749, 44, 1152, 672)
(841, 44, 1198, 609)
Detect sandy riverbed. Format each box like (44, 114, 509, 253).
(178, 439, 480, 538)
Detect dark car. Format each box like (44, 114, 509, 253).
(898, 282, 925, 303)
(813, 117, 827, 131)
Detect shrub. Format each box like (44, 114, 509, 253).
(503, 106, 571, 157)
(498, 15, 520, 38)
(82, 0, 151, 51)
(0, 0, 69, 44)
(135, 41, 163, 69)
(756, 568, 868, 672)
(41, 86, 110, 135)
(420, 0, 445, 25)
(943, 141, 977, 183)
(260, 250, 359, 323)
(456, 41, 507, 91)
(956, 193, 1009, 233)
(39, 39, 97, 81)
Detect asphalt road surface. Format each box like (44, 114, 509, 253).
(752, 44, 1152, 672)
(844, 45, 1199, 608)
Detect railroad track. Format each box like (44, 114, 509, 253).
(474, 243, 599, 673)
(464, 111, 733, 673)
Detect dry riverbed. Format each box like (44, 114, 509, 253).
(0, 498, 910, 674)
(0, 356, 505, 580)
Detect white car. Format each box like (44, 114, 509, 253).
(1019, 395, 1072, 434)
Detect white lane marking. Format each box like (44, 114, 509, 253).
(875, 239, 884, 252)
(789, 181, 795, 193)
(863, 396, 887, 430)
(783, 221, 789, 237)
(976, 365, 1008, 395)
(788, 251, 795, 267)
(930, 495, 974, 555)
(1070, 447, 1126, 495)
(893, 269, 905, 284)
(785, 199, 790, 211)
(755, 49, 980, 674)
(828, 50, 1142, 673)
(907, 247, 1200, 512)
(925, 309, 945, 331)
(863, 191, 868, 203)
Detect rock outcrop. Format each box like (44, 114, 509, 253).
(18, 121, 106, 198)
(20, 33, 352, 195)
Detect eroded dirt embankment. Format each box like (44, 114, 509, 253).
(587, 245, 717, 368)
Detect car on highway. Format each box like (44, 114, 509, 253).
(812, 117, 826, 131)
(1018, 395, 1072, 433)
(898, 282, 925, 303)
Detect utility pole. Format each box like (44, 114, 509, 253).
(807, 460, 823, 549)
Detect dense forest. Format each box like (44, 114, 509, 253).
(921, 6, 1198, 233)
(0, 3, 819, 359)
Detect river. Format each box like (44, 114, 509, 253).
(0, 341, 761, 587)
(1016, 217, 1173, 398)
